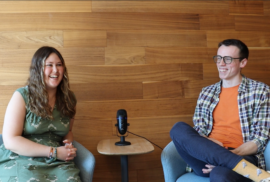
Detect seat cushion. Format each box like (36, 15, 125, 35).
(176, 172, 210, 182)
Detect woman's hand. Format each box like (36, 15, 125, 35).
(57, 139, 77, 161)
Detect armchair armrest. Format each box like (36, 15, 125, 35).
(264, 141, 270, 171)
(161, 141, 187, 182)
(73, 141, 95, 182)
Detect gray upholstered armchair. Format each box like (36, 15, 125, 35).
(0, 134, 95, 182)
(161, 140, 270, 182)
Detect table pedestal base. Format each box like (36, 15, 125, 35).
(121, 155, 128, 182)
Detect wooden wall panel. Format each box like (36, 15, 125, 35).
(229, 1, 264, 15)
(0, 1, 92, 13)
(0, 49, 34, 66)
(0, 1, 270, 182)
(249, 48, 270, 63)
(137, 167, 164, 182)
(184, 80, 218, 99)
(0, 31, 63, 49)
(235, 16, 270, 31)
(0, 12, 199, 31)
(107, 30, 207, 47)
(0, 67, 29, 85)
(64, 31, 107, 47)
(105, 47, 145, 65)
(265, 1, 270, 15)
(0, 48, 104, 66)
(68, 64, 203, 83)
(207, 31, 270, 48)
(145, 47, 213, 64)
(76, 98, 197, 118)
(142, 81, 184, 99)
(60, 48, 105, 66)
(71, 82, 143, 101)
(242, 63, 270, 86)
(199, 15, 235, 30)
(92, 1, 229, 14)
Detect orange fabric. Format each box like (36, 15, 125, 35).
(208, 85, 243, 149)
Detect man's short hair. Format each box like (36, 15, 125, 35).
(218, 39, 249, 60)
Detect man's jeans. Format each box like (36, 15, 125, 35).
(170, 122, 258, 182)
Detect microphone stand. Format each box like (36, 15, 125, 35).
(115, 136, 131, 146)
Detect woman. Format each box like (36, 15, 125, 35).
(0, 47, 81, 181)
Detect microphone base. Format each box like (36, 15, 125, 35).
(115, 136, 131, 146)
(115, 141, 131, 146)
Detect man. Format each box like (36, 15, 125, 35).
(170, 39, 270, 182)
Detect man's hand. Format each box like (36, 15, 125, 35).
(229, 141, 257, 156)
(206, 137, 224, 147)
(202, 164, 216, 174)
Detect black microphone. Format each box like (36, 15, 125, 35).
(117, 109, 128, 135)
(115, 109, 131, 146)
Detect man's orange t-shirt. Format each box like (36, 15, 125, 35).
(208, 84, 243, 149)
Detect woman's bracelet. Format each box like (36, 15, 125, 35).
(48, 147, 53, 158)
(53, 147, 57, 161)
(47, 147, 57, 163)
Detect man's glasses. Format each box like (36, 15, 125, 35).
(213, 55, 243, 64)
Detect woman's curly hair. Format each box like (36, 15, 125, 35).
(27, 46, 76, 120)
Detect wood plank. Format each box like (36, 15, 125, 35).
(137, 167, 164, 182)
(0, 1, 91, 13)
(72, 117, 114, 155)
(70, 82, 143, 101)
(235, 16, 270, 31)
(184, 80, 218, 99)
(76, 98, 197, 119)
(61, 48, 105, 66)
(207, 31, 270, 48)
(242, 63, 270, 85)
(93, 12, 200, 30)
(93, 170, 137, 182)
(203, 63, 220, 81)
(145, 47, 214, 64)
(107, 30, 207, 47)
(0, 31, 63, 49)
(128, 150, 163, 170)
(0, 85, 24, 100)
(0, 12, 199, 31)
(64, 30, 107, 47)
(0, 66, 29, 85)
(265, 1, 270, 15)
(249, 48, 270, 63)
(0, 13, 91, 31)
(0, 48, 105, 67)
(68, 64, 203, 83)
(92, 1, 229, 14)
(0, 49, 34, 67)
(105, 47, 145, 65)
(142, 81, 184, 99)
(94, 154, 121, 172)
(199, 15, 235, 30)
(229, 0, 264, 15)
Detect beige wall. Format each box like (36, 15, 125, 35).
(0, 1, 270, 181)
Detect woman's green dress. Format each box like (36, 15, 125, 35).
(0, 87, 81, 182)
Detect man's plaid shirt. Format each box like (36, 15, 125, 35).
(188, 76, 270, 172)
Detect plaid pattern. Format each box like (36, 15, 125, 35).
(188, 76, 270, 172)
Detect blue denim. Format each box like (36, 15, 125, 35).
(170, 122, 258, 182)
